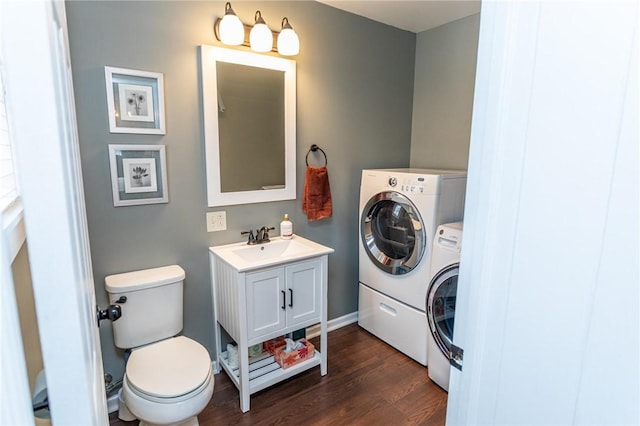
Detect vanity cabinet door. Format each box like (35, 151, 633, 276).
(285, 258, 322, 328)
(246, 268, 286, 340)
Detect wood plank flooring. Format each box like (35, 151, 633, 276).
(109, 323, 448, 425)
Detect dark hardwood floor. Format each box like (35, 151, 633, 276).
(109, 324, 448, 425)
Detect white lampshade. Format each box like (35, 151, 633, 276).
(277, 17, 299, 56)
(219, 2, 244, 46)
(250, 11, 272, 52)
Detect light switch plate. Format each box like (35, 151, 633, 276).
(206, 211, 226, 232)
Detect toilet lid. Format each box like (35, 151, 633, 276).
(126, 336, 211, 398)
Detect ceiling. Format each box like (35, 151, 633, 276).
(315, 1, 481, 33)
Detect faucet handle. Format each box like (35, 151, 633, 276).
(241, 230, 256, 244)
(258, 226, 275, 242)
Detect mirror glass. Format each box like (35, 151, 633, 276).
(200, 45, 296, 207)
(217, 62, 284, 192)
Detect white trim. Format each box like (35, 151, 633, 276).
(0, 234, 33, 426)
(447, 2, 639, 424)
(107, 392, 118, 414)
(107, 393, 119, 414)
(2, 199, 24, 263)
(306, 311, 358, 339)
(200, 45, 297, 207)
(2, 1, 108, 423)
(447, 3, 542, 423)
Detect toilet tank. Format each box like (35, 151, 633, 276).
(105, 265, 185, 349)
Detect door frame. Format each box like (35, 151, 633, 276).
(1, 0, 108, 423)
(447, 1, 638, 424)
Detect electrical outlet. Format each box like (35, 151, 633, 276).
(206, 211, 226, 232)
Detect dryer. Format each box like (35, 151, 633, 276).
(358, 169, 466, 365)
(426, 222, 463, 390)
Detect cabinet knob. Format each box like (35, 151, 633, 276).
(288, 288, 293, 307)
(281, 290, 286, 310)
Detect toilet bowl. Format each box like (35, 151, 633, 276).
(122, 336, 214, 426)
(105, 265, 214, 425)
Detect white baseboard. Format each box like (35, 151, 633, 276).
(307, 311, 358, 338)
(107, 392, 119, 414)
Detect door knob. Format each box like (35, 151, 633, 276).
(96, 304, 122, 326)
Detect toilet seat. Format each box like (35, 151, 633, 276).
(125, 372, 213, 404)
(126, 336, 211, 399)
(122, 372, 214, 425)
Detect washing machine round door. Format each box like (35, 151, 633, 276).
(427, 264, 459, 359)
(360, 191, 426, 275)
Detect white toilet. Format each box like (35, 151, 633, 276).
(105, 265, 214, 426)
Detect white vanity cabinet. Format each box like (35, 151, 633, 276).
(209, 236, 333, 413)
(246, 259, 322, 340)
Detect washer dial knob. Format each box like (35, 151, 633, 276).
(388, 177, 397, 187)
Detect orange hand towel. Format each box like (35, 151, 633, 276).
(302, 166, 332, 221)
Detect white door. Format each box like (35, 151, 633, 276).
(1, 1, 108, 424)
(447, 1, 638, 425)
(246, 268, 286, 340)
(286, 259, 322, 327)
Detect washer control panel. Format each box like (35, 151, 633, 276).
(387, 175, 426, 194)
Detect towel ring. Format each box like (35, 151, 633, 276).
(306, 144, 327, 167)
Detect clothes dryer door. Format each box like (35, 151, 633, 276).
(427, 264, 459, 358)
(360, 191, 426, 275)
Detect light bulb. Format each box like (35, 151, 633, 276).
(219, 2, 244, 46)
(277, 17, 299, 56)
(250, 11, 273, 52)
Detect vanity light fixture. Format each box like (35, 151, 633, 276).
(213, 5, 300, 56)
(249, 11, 273, 53)
(277, 18, 300, 56)
(218, 2, 244, 46)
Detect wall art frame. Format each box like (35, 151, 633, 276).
(108, 144, 169, 207)
(104, 66, 166, 134)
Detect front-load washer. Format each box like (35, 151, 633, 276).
(426, 222, 463, 390)
(358, 169, 466, 365)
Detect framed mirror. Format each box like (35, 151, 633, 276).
(200, 45, 296, 207)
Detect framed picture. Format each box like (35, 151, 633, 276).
(108, 144, 169, 206)
(104, 66, 166, 134)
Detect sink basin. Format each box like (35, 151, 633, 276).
(209, 235, 334, 271)
(231, 238, 312, 262)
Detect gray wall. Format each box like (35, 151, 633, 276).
(65, 1, 415, 380)
(410, 14, 480, 169)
